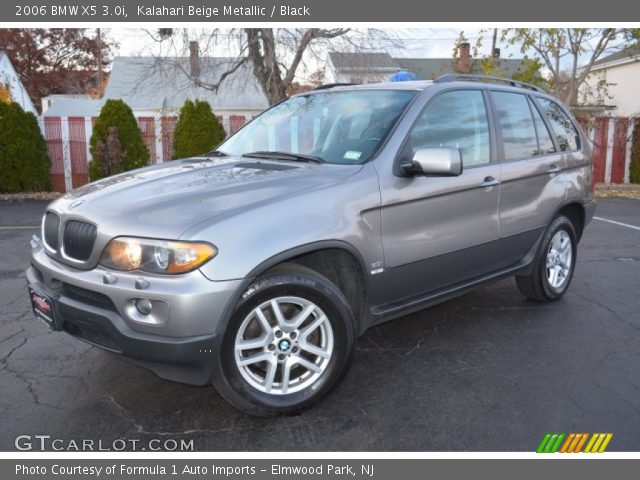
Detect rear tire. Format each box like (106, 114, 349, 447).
(213, 263, 356, 416)
(516, 215, 577, 302)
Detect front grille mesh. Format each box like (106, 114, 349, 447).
(63, 220, 97, 261)
(63, 283, 115, 311)
(43, 212, 60, 250)
(63, 321, 121, 352)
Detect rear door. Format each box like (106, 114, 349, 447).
(490, 90, 566, 264)
(377, 89, 501, 304)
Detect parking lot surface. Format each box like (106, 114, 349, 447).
(0, 197, 638, 451)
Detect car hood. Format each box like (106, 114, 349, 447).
(49, 156, 363, 239)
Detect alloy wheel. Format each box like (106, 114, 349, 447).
(546, 230, 573, 289)
(234, 296, 334, 395)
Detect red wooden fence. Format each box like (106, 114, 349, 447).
(40, 114, 635, 193)
(41, 114, 252, 192)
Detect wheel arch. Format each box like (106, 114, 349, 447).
(214, 241, 370, 338)
(555, 200, 586, 242)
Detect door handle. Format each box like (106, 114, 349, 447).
(481, 176, 500, 188)
(547, 164, 561, 174)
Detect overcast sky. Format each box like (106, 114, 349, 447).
(106, 28, 525, 80)
(110, 28, 502, 57)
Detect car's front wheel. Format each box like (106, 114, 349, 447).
(213, 264, 356, 416)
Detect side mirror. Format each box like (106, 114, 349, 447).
(403, 147, 463, 176)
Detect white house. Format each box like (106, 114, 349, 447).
(580, 46, 640, 117)
(0, 51, 36, 114)
(41, 94, 92, 114)
(44, 47, 268, 119)
(101, 55, 268, 117)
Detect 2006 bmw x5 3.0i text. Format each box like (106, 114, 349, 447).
(27, 75, 596, 416)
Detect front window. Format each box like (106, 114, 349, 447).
(407, 90, 491, 167)
(218, 90, 416, 165)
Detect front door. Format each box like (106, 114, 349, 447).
(377, 89, 501, 304)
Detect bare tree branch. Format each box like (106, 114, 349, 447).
(142, 28, 394, 106)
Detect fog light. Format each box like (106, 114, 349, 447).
(135, 298, 153, 315)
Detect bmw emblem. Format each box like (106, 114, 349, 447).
(279, 340, 291, 351)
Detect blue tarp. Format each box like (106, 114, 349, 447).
(388, 70, 418, 82)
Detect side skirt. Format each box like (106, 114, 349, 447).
(366, 232, 543, 328)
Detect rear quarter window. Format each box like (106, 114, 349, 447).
(536, 98, 581, 151)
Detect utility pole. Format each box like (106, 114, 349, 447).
(491, 28, 498, 58)
(96, 28, 103, 94)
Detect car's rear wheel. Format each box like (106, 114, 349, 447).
(516, 215, 577, 302)
(213, 264, 355, 416)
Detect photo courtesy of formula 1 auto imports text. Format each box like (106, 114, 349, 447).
(0, 0, 639, 478)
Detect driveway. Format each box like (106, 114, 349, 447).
(1, 197, 638, 451)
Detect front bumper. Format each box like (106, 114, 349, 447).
(26, 245, 243, 385)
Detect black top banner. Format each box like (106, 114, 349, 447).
(3, 0, 640, 22)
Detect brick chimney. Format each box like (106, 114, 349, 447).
(459, 42, 471, 73)
(189, 41, 200, 78)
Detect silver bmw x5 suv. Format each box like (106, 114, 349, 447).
(27, 75, 596, 416)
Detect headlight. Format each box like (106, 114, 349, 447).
(100, 237, 217, 274)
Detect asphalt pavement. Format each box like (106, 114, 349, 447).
(0, 197, 638, 451)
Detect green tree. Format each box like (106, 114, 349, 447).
(89, 99, 149, 181)
(502, 28, 640, 105)
(0, 102, 50, 192)
(452, 31, 545, 88)
(172, 99, 226, 159)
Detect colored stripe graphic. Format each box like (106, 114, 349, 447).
(560, 433, 576, 453)
(574, 433, 589, 453)
(584, 434, 598, 453)
(537, 434, 552, 453)
(585, 433, 613, 453)
(538, 433, 613, 453)
(598, 434, 613, 453)
(537, 433, 565, 453)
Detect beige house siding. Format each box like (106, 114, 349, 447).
(582, 60, 640, 117)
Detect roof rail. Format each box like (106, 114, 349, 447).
(434, 74, 545, 92)
(314, 82, 359, 91)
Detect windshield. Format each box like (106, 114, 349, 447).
(217, 89, 417, 165)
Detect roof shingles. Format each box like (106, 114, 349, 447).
(103, 56, 268, 112)
(328, 51, 528, 80)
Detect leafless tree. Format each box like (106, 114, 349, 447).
(142, 28, 401, 105)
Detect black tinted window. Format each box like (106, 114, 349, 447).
(529, 98, 556, 155)
(492, 91, 538, 160)
(409, 90, 490, 167)
(537, 98, 580, 151)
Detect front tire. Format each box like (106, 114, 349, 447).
(213, 264, 356, 416)
(516, 215, 577, 302)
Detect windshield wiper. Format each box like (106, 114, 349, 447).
(203, 149, 229, 157)
(242, 151, 325, 164)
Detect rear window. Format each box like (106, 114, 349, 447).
(529, 98, 556, 155)
(491, 91, 538, 161)
(537, 98, 581, 151)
